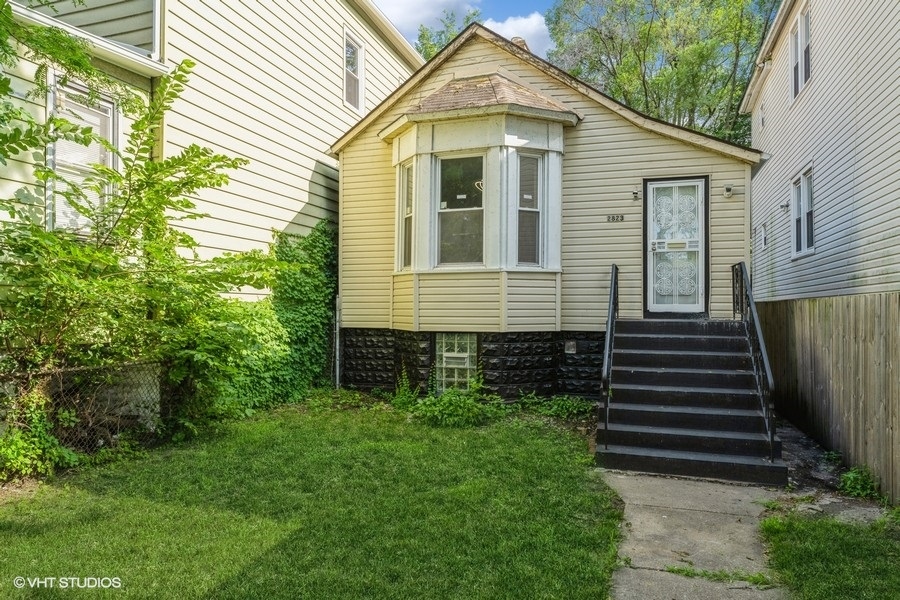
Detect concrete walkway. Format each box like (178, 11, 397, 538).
(605, 471, 787, 600)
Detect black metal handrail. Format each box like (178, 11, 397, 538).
(732, 261, 776, 461)
(600, 264, 619, 449)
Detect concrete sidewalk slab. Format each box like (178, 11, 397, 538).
(604, 470, 787, 600)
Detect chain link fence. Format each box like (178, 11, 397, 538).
(1, 362, 162, 453)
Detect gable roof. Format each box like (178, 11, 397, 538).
(331, 23, 761, 164)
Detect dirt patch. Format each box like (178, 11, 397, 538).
(0, 478, 42, 505)
(774, 420, 890, 524)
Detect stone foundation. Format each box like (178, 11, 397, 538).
(340, 328, 605, 400)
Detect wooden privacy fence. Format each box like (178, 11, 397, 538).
(757, 292, 899, 502)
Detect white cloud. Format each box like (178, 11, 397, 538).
(483, 12, 552, 59)
(371, 0, 481, 40)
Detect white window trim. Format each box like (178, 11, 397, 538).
(516, 152, 545, 266)
(397, 160, 414, 270)
(789, 3, 811, 102)
(790, 165, 814, 258)
(343, 27, 365, 114)
(47, 79, 117, 232)
(435, 153, 486, 267)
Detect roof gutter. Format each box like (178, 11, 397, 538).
(11, 2, 169, 78)
(739, 0, 796, 113)
(348, 0, 424, 71)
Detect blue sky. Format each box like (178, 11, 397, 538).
(372, 0, 557, 58)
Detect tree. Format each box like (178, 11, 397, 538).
(415, 8, 481, 60)
(546, 0, 780, 145)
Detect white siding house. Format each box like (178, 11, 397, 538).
(741, 0, 900, 501)
(5, 0, 423, 279)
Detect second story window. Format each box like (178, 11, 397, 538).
(790, 6, 811, 98)
(50, 84, 116, 232)
(791, 168, 814, 256)
(344, 31, 364, 111)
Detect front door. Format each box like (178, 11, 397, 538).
(646, 179, 705, 313)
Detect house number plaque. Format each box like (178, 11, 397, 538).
(607, 215, 625, 222)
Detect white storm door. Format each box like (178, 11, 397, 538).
(647, 180, 705, 313)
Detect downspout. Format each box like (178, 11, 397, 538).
(334, 295, 341, 387)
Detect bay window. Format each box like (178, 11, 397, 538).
(438, 156, 484, 264)
(400, 162, 414, 269)
(388, 113, 569, 273)
(517, 154, 541, 265)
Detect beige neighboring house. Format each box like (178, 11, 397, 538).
(741, 0, 900, 501)
(4, 0, 423, 293)
(331, 24, 757, 391)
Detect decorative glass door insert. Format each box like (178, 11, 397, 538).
(647, 180, 705, 313)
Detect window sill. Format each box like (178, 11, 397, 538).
(791, 248, 815, 260)
(394, 266, 562, 275)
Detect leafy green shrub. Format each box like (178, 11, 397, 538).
(216, 299, 291, 415)
(519, 392, 594, 419)
(839, 466, 881, 500)
(390, 369, 419, 412)
(411, 377, 508, 427)
(412, 388, 494, 427)
(271, 222, 338, 395)
(0, 389, 79, 479)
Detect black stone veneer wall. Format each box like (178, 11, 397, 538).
(480, 332, 558, 398)
(393, 330, 432, 393)
(340, 328, 395, 391)
(340, 328, 605, 400)
(557, 331, 605, 400)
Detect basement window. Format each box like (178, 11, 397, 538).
(435, 333, 477, 392)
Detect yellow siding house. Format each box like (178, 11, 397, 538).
(332, 24, 762, 398)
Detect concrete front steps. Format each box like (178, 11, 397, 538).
(597, 319, 787, 485)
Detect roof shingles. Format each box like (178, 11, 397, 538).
(409, 73, 573, 116)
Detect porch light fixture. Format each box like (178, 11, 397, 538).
(723, 184, 734, 198)
(632, 186, 640, 200)
(779, 200, 790, 213)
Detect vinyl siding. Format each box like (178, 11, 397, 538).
(391, 273, 414, 330)
(418, 272, 502, 331)
(339, 36, 752, 330)
(1, 56, 45, 215)
(12, 0, 156, 53)
(750, 0, 900, 301)
(163, 0, 415, 296)
(507, 272, 559, 330)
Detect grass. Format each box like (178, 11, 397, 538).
(761, 513, 900, 600)
(0, 401, 621, 599)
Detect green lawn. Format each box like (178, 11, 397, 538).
(761, 511, 900, 600)
(0, 403, 621, 599)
